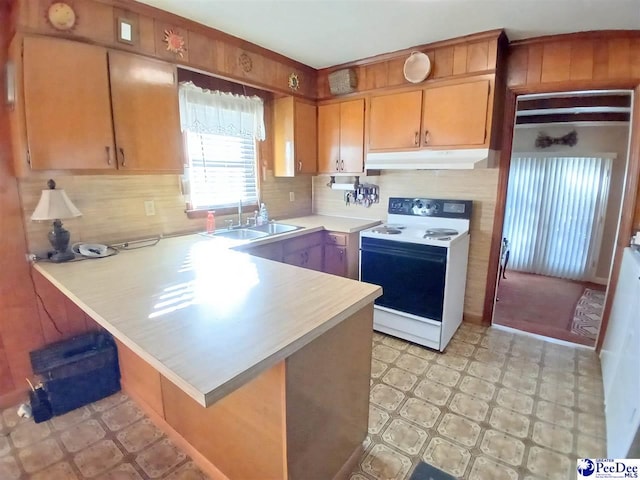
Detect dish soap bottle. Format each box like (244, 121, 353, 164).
(259, 203, 268, 225)
(206, 210, 216, 233)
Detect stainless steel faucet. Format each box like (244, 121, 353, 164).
(237, 199, 243, 227)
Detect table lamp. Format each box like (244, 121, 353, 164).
(31, 179, 82, 263)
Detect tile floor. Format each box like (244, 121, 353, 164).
(351, 323, 606, 480)
(0, 392, 207, 479)
(0, 323, 606, 479)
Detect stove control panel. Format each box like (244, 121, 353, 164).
(388, 197, 473, 219)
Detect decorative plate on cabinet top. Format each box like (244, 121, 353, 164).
(46, 2, 77, 31)
(403, 51, 431, 84)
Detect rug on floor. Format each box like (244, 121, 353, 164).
(409, 461, 457, 480)
(571, 288, 605, 340)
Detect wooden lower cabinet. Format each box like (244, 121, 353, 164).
(324, 244, 348, 277)
(282, 232, 324, 272)
(323, 232, 360, 280)
(115, 304, 374, 480)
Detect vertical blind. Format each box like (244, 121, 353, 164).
(503, 154, 612, 281)
(178, 82, 264, 210)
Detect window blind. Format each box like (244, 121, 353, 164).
(185, 131, 258, 210)
(503, 154, 612, 281)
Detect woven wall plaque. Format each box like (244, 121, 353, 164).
(328, 68, 357, 95)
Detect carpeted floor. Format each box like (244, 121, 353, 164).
(493, 271, 605, 346)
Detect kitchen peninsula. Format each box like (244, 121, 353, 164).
(34, 233, 381, 480)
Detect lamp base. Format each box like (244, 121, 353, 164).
(48, 250, 75, 263)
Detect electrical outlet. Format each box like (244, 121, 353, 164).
(144, 200, 156, 216)
(289, 191, 295, 202)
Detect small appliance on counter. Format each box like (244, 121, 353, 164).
(359, 197, 472, 351)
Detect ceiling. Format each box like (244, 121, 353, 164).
(137, 0, 640, 69)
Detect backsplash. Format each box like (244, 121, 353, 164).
(313, 169, 501, 322)
(19, 171, 312, 254)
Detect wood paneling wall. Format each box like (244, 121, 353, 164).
(313, 170, 500, 323)
(12, 0, 316, 98)
(507, 31, 640, 90)
(317, 30, 506, 100)
(0, 3, 47, 408)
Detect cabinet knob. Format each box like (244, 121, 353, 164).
(105, 146, 111, 165)
(414, 131, 419, 146)
(424, 130, 430, 145)
(340, 159, 344, 171)
(119, 147, 126, 167)
(335, 159, 339, 171)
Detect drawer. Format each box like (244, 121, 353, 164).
(325, 232, 347, 246)
(283, 232, 324, 255)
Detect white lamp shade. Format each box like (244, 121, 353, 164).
(31, 189, 82, 221)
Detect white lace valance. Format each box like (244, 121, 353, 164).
(178, 81, 265, 140)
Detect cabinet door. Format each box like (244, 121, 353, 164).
(339, 99, 365, 173)
(294, 100, 317, 174)
(324, 245, 347, 277)
(369, 90, 422, 151)
(23, 37, 115, 170)
(305, 244, 324, 272)
(109, 51, 184, 172)
(317, 103, 340, 174)
(422, 80, 490, 147)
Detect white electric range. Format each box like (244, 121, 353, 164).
(359, 197, 472, 351)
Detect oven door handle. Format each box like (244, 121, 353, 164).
(360, 246, 446, 264)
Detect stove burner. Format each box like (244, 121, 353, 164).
(371, 226, 403, 235)
(423, 228, 459, 239)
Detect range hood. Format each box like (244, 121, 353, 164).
(365, 148, 490, 170)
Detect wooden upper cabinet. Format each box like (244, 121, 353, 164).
(273, 97, 317, 177)
(318, 103, 341, 173)
(21, 37, 183, 173)
(23, 36, 115, 170)
(109, 51, 184, 172)
(318, 99, 365, 174)
(369, 90, 423, 151)
(422, 80, 490, 147)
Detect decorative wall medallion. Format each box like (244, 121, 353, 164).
(288, 72, 300, 91)
(163, 29, 186, 57)
(46, 2, 77, 31)
(238, 52, 253, 73)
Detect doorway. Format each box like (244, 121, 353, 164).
(491, 91, 632, 347)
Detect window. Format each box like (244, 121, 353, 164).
(185, 131, 258, 210)
(178, 81, 265, 211)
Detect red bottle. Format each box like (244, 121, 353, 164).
(206, 211, 215, 233)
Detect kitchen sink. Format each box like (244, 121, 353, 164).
(213, 229, 269, 240)
(248, 223, 302, 235)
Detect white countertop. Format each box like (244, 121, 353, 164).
(279, 215, 382, 233)
(35, 234, 381, 407)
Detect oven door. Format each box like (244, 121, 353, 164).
(360, 237, 447, 321)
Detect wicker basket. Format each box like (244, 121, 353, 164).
(328, 68, 357, 95)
